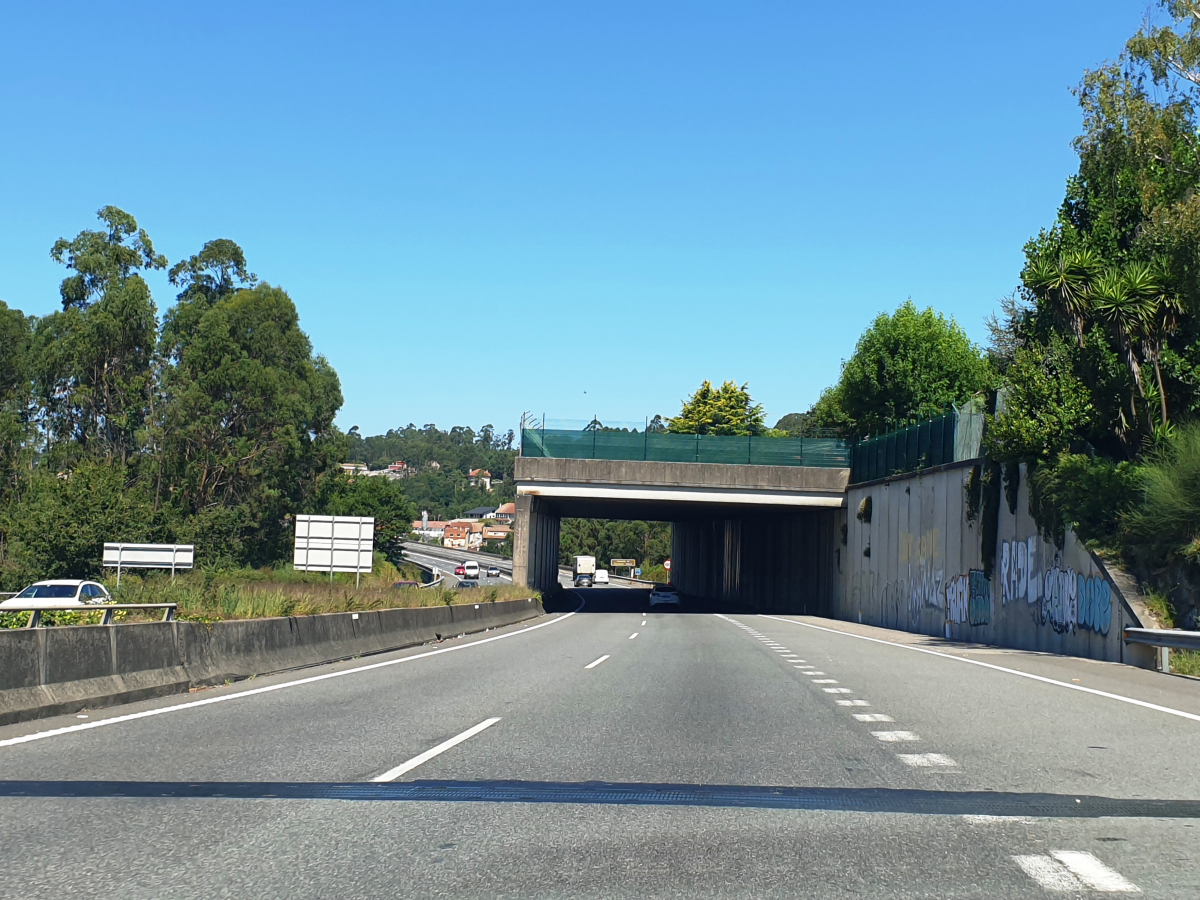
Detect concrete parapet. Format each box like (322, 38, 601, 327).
(0, 598, 544, 726)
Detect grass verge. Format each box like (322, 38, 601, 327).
(0, 558, 538, 628)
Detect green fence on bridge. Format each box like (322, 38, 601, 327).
(521, 428, 851, 468)
(847, 403, 985, 483)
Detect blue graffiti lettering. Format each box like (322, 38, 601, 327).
(1076, 575, 1112, 635)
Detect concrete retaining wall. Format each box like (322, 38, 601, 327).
(0, 598, 544, 726)
(838, 462, 1152, 667)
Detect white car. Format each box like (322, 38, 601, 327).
(648, 584, 681, 607)
(0, 580, 113, 609)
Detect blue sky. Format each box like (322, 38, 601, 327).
(0, 1, 1149, 435)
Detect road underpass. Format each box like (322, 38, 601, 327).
(513, 456, 849, 614)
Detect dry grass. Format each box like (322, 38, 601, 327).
(0, 559, 538, 628)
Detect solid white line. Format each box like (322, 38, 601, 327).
(372, 717, 501, 782)
(585, 655, 610, 669)
(757, 615, 1200, 724)
(629, 633, 638, 640)
(1014, 855, 1083, 891)
(1051, 851, 1141, 892)
(0, 610, 578, 749)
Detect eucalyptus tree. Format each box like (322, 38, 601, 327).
(32, 207, 166, 465)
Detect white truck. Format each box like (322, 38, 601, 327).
(463, 560, 480, 579)
(572, 555, 596, 587)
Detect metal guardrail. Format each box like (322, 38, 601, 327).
(1124, 627, 1200, 651)
(6, 603, 178, 628)
(1124, 627, 1200, 675)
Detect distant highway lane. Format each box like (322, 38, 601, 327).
(1, 594, 1198, 898)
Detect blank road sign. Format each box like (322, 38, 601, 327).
(294, 515, 375, 573)
(103, 543, 195, 570)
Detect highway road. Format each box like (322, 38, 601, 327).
(2, 590, 1199, 898)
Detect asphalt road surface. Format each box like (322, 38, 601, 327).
(2, 589, 1198, 898)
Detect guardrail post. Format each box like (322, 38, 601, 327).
(1160, 646, 1171, 674)
(163, 606, 175, 622)
(26, 609, 41, 629)
(101, 608, 115, 625)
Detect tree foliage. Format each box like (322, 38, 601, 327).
(668, 380, 766, 436)
(811, 301, 991, 438)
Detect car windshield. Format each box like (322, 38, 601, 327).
(16, 584, 79, 599)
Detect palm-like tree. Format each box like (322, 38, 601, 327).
(1024, 248, 1104, 346)
(1090, 265, 1155, 427)
(1130, 259, 1184, 426)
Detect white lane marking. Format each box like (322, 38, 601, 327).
(963, 815, 1035, 825)
(641, 621, 646, 626)
(871, 730, 920, 742)
(773, 649, 791, 653)
(897, 753, 957, 767)
(757, 614, 1200, 724)
(807, 671, 827, 675)
(837, 699, 870, 706)
(1014, 855, 1085, 891)
(823, 688, 854, 694)
(853, 714, 893, 722)
(629, 633, 639, 640)
(812, 679, 839, 684)
(1051, 851, 1142, 892)
(372, 717, 501, 782)
(0, 609, 578, 750)
(585, 655, 610, 669)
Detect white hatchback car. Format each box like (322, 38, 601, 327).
(648, 584, 681, 607)
(0, 580, 113, 609)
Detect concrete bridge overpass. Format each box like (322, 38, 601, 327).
(512, 455, 850, 614)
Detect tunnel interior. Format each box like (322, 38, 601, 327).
(515, 494, 842, 615)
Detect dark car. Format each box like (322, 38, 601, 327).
(391, 581, 420, 589)
(458, 579, 479, 588)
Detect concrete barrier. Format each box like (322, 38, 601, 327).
(0, 598, 544, 726)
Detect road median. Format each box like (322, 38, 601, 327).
(0, 598, 544, 726)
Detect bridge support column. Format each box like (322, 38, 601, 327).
(513, 495, 561, 594)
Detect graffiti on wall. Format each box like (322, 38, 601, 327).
(968, 569, 991, 625)
(945, 570, 990, 626)
(1000, 537, 1040, 605)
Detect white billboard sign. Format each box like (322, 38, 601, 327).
(103, 543, 195, 584)
(293, 515, 375, 579)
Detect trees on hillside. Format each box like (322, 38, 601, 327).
(807, 301, 991, 438)
(0, 208, 349, 582)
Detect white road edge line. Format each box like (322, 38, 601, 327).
(0, 610, 580, 749)
(373, 717, 502, 783)
(754, 614, 1200, 724)
(585, 654, 611, 669)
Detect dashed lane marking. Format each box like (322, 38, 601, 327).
(812, 679, 839, 684)
(897, 753, 957, 767)
(1014, 851, 1141, 892)
(837, 699, 871, 706)
(629, 633, 639, 640)
(373, 717, 501, 782)
(853, 714, 893, 722)
(871, 730, 920, 742)
(823, 688, 854, 694)
(585, 655, 611, 670)
(758, 614, 1200, 724)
